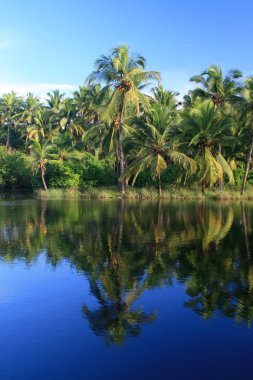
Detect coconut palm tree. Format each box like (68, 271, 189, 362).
(240, 78, 253, 194)
(46, 90, 65, 114)
(30, 139, 56, 190)
(152, 85, 179, 109)
(190, 65, 242, 108)
(182, 100, 235, 192)
(73, 84, 104, 124)
(18, 93, 42, 144)
(27, 109, 61, 143)
(19, 93, 42, 125)
(190, 65, 242, 190)
(121, 104, 196, 196)
(0, 92, 23, 150)
(87, 44, 161, 192)
(59, 98, 84, 138)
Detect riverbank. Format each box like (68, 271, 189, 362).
(34, 186, 253, 200)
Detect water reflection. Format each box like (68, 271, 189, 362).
(0, 198, 252, 343)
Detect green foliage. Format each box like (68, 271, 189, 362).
(82, 153, 116, 186)
(0, 146, 33, 188)
(46, 161, 80, 188)
(122, 104, 196, 193)
(234, 165, 253, 186)
(0, 52, 253, 195)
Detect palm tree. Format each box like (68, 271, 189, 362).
(240, 78, 253, 194)
(59, 98, 84, 138)
(121, 104, 196, 196)
(152, 85, 179, 109)
(182, 100, 235, 192)
(190, 65, 242, 190)
(87, 44, 161, 192)
(18, 93, 42, 144)
(46, 90, 65, 114)
(19, 93, 42, 124)
(190, 65, 242, 108)
(0, 92, 23, 150)
(73, 84, 104, 124)
(27, 109, 60, 142)
(30, 139, 55, 190)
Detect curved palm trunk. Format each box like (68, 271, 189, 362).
(241, 134, 253, 195)
(41, 167, 48, 191)
(158, 173, 162, 197)
(201, 179, 206, 194)
(118, 94, 126, 193)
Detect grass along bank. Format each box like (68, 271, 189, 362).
(35, 186, 253, 200)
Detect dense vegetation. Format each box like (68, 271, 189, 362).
(1, 44, 253, 196)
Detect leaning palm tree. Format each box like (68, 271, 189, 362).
(240, 77, 253, 194)
(30, 139, 55, 190)
(87, 44, 161, 192)
(181, 100, 235, 192)
(121, 104, 196, 196)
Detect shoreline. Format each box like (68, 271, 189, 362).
(34, 187, 253, 201)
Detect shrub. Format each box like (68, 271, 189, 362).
(0, 146, 33, 189)
(234, 164, 253, 186)
(46, 161, 80, 188)
(81, 153, 116, 186)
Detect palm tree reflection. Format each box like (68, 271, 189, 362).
(0, 199, 253, 341)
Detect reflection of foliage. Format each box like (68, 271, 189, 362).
(0, 198, 253, 339)
(83, 279, 156, 346)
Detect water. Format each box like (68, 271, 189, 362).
(0, 198, 253, 380)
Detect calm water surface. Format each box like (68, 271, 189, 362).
(0, 198, 253, 379)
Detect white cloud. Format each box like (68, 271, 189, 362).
(0, 83, 78, 99)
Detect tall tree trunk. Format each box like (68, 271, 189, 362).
(41, 168, 48, 191)
(158, 173, 162, 197)
(118, 94, 126, 193)
(218, 144, 223, 191)
(183, 172, 188, 187)
(241, 134, 253, 195)
(6, 124, 10, 151)
(201, 179, 206, 194)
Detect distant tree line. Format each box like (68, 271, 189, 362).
(0, 45, 253, 194)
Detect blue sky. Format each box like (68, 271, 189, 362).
(0, 0, 252, 97)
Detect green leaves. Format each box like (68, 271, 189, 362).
(216, 152, 235, 184)
(199, 148, 223, 187)
(87, 44, 160, 123)
(121, 105, 195, 192)
(181, 100, 236, 189)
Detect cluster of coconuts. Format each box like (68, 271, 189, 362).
(116, 80, 132, 93)
(211, 94, 225, 105)
(113, 116, 120, 128)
